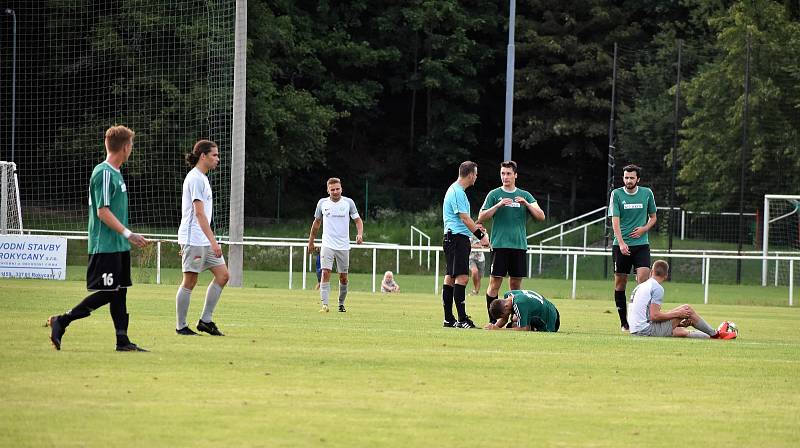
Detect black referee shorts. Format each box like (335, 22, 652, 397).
(86, 251, 132, 291)
(443, 232, 471, 277)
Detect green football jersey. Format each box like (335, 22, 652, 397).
(481, 187, 536, 249)
(87, 162, 130, 254)
(506, 289, 559, 332)
(609, 186, 657, 246)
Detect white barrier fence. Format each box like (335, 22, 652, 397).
(175, 240, 797, 306)
(14, 230, 800, 306)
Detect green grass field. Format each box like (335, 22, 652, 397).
(1, 278, 799, 447)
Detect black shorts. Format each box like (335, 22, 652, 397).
(490, 248, 527, 278)
(443, 232, 471, 277)
(612, 244, 651, 274)
(87, 251, 132, 291)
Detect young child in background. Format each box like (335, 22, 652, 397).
(381, 271, 400, 293)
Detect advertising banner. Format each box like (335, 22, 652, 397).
(0, 235, 68, 280)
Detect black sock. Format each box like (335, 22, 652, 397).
(442, 285, 455, 322)
(453, 284, 467, 321)
(110, 289, 130, 346)
(114, 314, 131, 346)
(615, 290, 628, 328)
(62, 291, 114, 326)
(486, 294, 498, 323)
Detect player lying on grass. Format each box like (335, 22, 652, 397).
(629, 260, 737, 339)
(484, 289, 560, 332)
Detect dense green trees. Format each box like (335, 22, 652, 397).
(679, 0, 800, 210)
(3, 1, 796, 222)
(244, 0, 799, 219)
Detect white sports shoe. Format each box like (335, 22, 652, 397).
(319, 305, 329, 313)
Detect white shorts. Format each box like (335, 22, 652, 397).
(320, 246, 349, 273)
(631, 320, 674, 337)
(181, 245, 226, 273)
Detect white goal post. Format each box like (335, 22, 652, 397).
(762, 194, 800, 286)
(0, 161, 23, 234)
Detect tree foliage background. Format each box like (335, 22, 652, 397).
(0, 0, 798, 223)
(244, 0, 799, 219)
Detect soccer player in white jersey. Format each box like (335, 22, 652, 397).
(628, 260, 736, 339)
(174, 140, 229, 336)
(307, 178, 364, 313)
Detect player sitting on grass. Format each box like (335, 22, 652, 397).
(628, 260, 736, 339)
(484, 289, 560, 332)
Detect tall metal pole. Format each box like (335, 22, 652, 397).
(228, 0, 247, 287)
(668, 40, 682, 279)
(603, 43, 618, 280)
(502, 0, 516, 161)
(4, 9, 16, 163)
(736, 34, 751, 285)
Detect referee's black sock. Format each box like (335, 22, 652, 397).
(453, 284, 467, 321)
(442, 284, 455, 322)
(486, 294, 498, 323)
(615, 290, 628, 329)
(63, 291, 114, 326)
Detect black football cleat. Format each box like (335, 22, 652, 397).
(197, 320, 224, 336)
(442, 319, 458, 328)
(176, 326, 199, 336)
(116, 342, 149, 352)
(46, 315, 65, 350)
(338, 305, 346, 313)
(456, 317, 478, 329)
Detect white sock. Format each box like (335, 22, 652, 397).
(176, 287, 192, 330)
(693, 317, 716, 336)
(201, 282, 223, 323)
(338, 282, 348, 306)
(688, 331, 711, 339)
(320, 282, 330, 306)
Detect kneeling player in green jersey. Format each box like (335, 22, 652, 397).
(484, 290, 560, 332)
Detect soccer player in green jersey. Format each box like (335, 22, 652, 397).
(47, 125, 150, 351)
(478, 161, 545, 323)
(484, 289, 560, 332)
(609, 164, 657, 332)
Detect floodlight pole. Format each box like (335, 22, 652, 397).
(502, 0, 516, 161)
(228, 0, 246, 287)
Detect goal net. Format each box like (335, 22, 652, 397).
(0, 161, 22, 234)
(0, 2, 234, 239)
(761, 195, 800, 286)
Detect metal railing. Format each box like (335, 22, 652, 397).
(409, 225, 431, 270)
